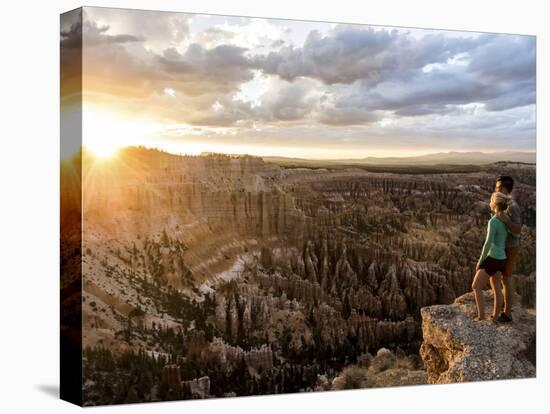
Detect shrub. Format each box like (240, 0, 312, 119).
(332, 365, 369, 390)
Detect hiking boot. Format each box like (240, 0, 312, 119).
(497, 312, 513, 323)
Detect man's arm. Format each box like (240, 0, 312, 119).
(496, 211, 522, 235)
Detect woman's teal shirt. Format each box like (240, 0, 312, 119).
(479, 215, 508, 263)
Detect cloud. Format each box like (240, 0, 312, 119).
(68, 8, 535, 151)
(60, 15, 83, 49)
(254, 27, 480, 87)
(250, 77, 321, 122)
(254, 26, 398, 85)
(84, 20, 143, 45)
(79, 12, 259, 125)
(255, 27, 535, 118)
(193, 17, 289, 51)
(61, 12, 144, 48)
(83, 7, 193, 53)
(158, 43, 256, 95)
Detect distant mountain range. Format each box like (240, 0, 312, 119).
(263, 151, 536, 166)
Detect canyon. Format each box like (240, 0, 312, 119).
(61, 147, 536, 405)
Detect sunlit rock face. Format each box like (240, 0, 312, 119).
(420, 291, 536, 384)
(77, 147, 536, 404)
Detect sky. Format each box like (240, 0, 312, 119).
(60, 7, 536, 159)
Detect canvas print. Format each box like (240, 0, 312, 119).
(60, 6, 536, 406)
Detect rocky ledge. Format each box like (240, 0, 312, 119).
(420, 290, 536, 384)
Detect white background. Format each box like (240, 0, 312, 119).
(0, 0, 548, 412)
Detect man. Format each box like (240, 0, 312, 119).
(494, 175, 522, 322)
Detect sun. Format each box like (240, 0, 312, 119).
(83, 107, 156, 159)
(86, 141, 119, 158)
(83, 108, 126, 158)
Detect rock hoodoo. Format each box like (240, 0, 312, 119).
(73, 148, 536, 404)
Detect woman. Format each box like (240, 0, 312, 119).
(472, 191, 512, 322)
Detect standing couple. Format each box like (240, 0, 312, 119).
(472, 175, 522, 323)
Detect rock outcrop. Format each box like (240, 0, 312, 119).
(205, 337, 274, 373)
(161, 365, 211, 399)
(420, 290, 536, 384)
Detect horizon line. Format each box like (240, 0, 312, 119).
(99, 145, 536, 161)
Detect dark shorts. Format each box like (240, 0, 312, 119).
(479, 256, 507, 276)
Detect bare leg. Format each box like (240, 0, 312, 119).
(489, 272, 503, 318)
(472, 269, 490, 319)
(502, 246, 520, 315)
